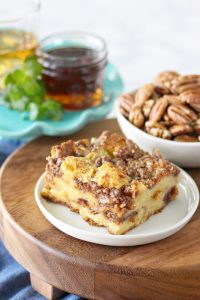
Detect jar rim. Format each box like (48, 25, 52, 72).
(36, 31, 107, 65)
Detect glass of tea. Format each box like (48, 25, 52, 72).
(0, 0, 40, 92)
(37, 32, 108, 110)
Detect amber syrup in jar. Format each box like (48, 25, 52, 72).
(37, 32, 107, 110)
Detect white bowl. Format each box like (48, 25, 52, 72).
(117, 106, 200, 168)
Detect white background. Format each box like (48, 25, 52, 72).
(40, 0, 200, 93)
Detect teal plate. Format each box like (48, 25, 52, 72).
(0, 63, 124, 139)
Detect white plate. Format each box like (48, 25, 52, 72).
(35, 170, 199, 246)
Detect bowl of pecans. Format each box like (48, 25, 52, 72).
(117, 71, 200, 168)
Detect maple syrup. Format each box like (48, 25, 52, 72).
(37, 32, 107, 110)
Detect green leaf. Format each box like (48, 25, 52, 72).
(22, 78, 45, 98)
(30, 95, 43, 105)
(41, 100, 63, 121)
(5, 69, 27, 86)
(11, 96, 29, 111)
(29, 102, 40, 120)
(3, 83, 12, 102)
(6, 84, 24, 101)
(3, 54, 63, 121)
(24, 55, 43, 77)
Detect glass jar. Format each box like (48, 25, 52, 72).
(0, 0, 41, 92)
(36, 31, 108, 110)
(0, 0, 40, 159)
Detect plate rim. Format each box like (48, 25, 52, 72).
(35, 168, 199, 244)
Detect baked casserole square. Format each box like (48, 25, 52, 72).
(41, 131, 180, 235)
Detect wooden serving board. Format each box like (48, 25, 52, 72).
(0, 119, 200, 300)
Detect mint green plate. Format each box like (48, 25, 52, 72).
(0, 63, 124, 139)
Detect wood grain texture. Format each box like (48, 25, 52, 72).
(0, 119, 200, 300)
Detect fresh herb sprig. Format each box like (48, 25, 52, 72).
(2, 56, 63, 121)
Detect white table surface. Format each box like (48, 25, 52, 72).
(40, 0, 200, 116)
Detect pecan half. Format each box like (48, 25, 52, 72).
(180, 74, 200, 83)
(167, 104, 197, 124)
(169, 124, 193, 136)
(180, 91, 200, 112)
(154, 86, 170, 95)
(149, 97, 168, 123)
(142, 99, 155, 117)
(163, 113, 172, 122)
(155, 71, 179, 83)
(129, 107, 145, 128)
(145, 121, 171, 139)
(152, 91, 160, 100)
(174, 135, 199, 142)
(119, 93, 135, 117)
(178, 83, 200, 94)
(194, 119, 200, 134)
(154, 71, 180, 94)
(134, 84, 154, 107)
(160, 116, 175, 127)
(172, 75, 200, 94)
(120, 70, 200, 143)
(163, 95, 182, 105)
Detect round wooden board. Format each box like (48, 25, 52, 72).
(0, 119, 200, 300)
